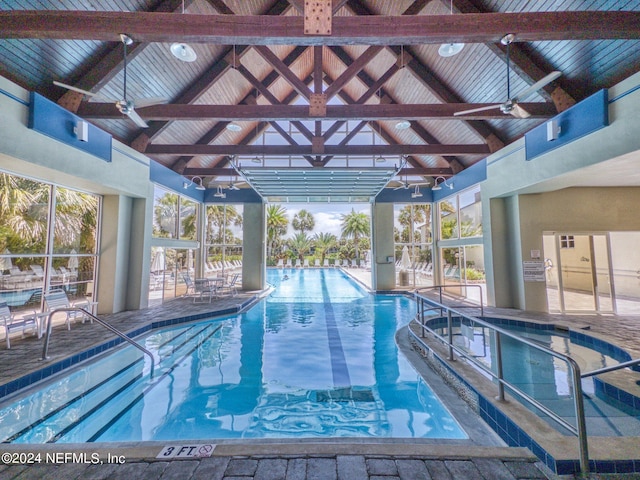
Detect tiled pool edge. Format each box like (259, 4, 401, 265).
(0, 296, 257, 401)
(408, 328, 640, 475)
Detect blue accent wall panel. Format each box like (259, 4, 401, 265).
(28, 92, 112, 162)
(525, 89, 608, 161)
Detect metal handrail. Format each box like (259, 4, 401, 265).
(582, 357, 640, 378)
(412, 293, 589, 474)
(415, 284, 484, 317)
(41, 307, 155, 378)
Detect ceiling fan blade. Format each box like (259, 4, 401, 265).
(454, 104, 502, 116)
(53, 81, 97, 97)
(125, 107, 149, 128)
(135, 97, 168, 108)
(512, 71, 562, 102)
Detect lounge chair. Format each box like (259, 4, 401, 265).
(285, 258, 292, 268)
(295, 259, 301, 268)
(323, 259, 330, 267)
(314, 259, 321, 267)
(42, 290, 95, 330)
(276, 259, 284, 267)
(303, 259, 310, 268)
(1, 301, 38, 348)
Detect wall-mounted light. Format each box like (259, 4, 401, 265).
(411, 185, 423, 198)
(213, 185, 227, 198)
(432, 176, 454, 191)
(74, 120, 89, 142)
(183, 176, 206, 190)
(546, 119, 561, 141)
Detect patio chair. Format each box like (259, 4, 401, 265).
(314, 259, 321, 267)
(1, 301, 37, 349)
(285, 258, 292, 268)
(295, 259, 301, 268)
(323, 259, 329, 267)
(303, 259, 310, 268)
(219, 273, 239, 297)
(182, 274, 195, 296)
(276, 259, 284, 267)
(42, 290, 95, 330)
(193, 278, 216, 303)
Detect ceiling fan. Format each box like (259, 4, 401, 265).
(454, 33, 561, 119)
(53, 34, 165, 128)
(392, 174, 429, 191)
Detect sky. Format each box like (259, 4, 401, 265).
(279, 203, 372, 238)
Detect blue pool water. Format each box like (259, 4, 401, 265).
(0, 269, 467, 442)
(430, 318, 640, 436)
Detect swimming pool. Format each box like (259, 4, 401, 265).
(428, 317, 640, 437)
(0, 269, 468, 443)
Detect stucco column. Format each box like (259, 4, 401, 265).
(372, 202, 396, 290)
(242, 202, 266, 291)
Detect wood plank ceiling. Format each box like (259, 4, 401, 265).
(1, 0, 639, 198)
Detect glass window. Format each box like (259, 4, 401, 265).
(153, 188, 179, 239)
(439, 197, 458, 240)
(459, 185, 482, 238)
(0, 172, 100, 316)
(394, 203, 433, 288)
(205, 205, 244, 277)
(179, 198, 198, 241)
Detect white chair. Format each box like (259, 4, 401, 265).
(295, 259, 301, 268)
(323, 259, 330, 267)
(285, 258, 293, 268)
(303, 259, 310, 268)
(220, 273, 240, 297)
(276, 259, 284, 267)
(42, 290, 95, 330)
(193, 278, 216, 303)
(314, 259, 321, 267)
(1, 302, 37, 348)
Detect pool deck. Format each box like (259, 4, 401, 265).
(1, 269, 639, 478)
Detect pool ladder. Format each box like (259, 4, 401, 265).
(41, 307, 156, 378)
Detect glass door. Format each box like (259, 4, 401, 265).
(548, 233, 615, 313)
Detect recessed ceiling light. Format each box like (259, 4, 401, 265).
(170, 43, 197, 62)
(395, 120, 411, 130)
(226, 122, 242, 132)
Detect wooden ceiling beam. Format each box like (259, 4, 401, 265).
(288, 0, 352, 14)
(169, 45, 308, 171)
(4, 11, 639, 44)
(324, 45, 383, 99)
(254, 46, 313, 99)
(442, 0, 576, 108)
(55, 0, 198, 112)
(146, 144, 491, 155)
(205, 0, 235, 14)
(132, 0, 292, 148)
(79, 102, 556, 120)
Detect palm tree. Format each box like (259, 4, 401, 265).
(340, 209, 370, 261)
(292, 209, 315, 235)
(312, 232, 337, 264)
(288, 232, 312, 262)
(266, 204, 288, 261)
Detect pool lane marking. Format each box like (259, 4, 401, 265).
(320, 270, 351, 388)
(86, 323, 224, 442)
